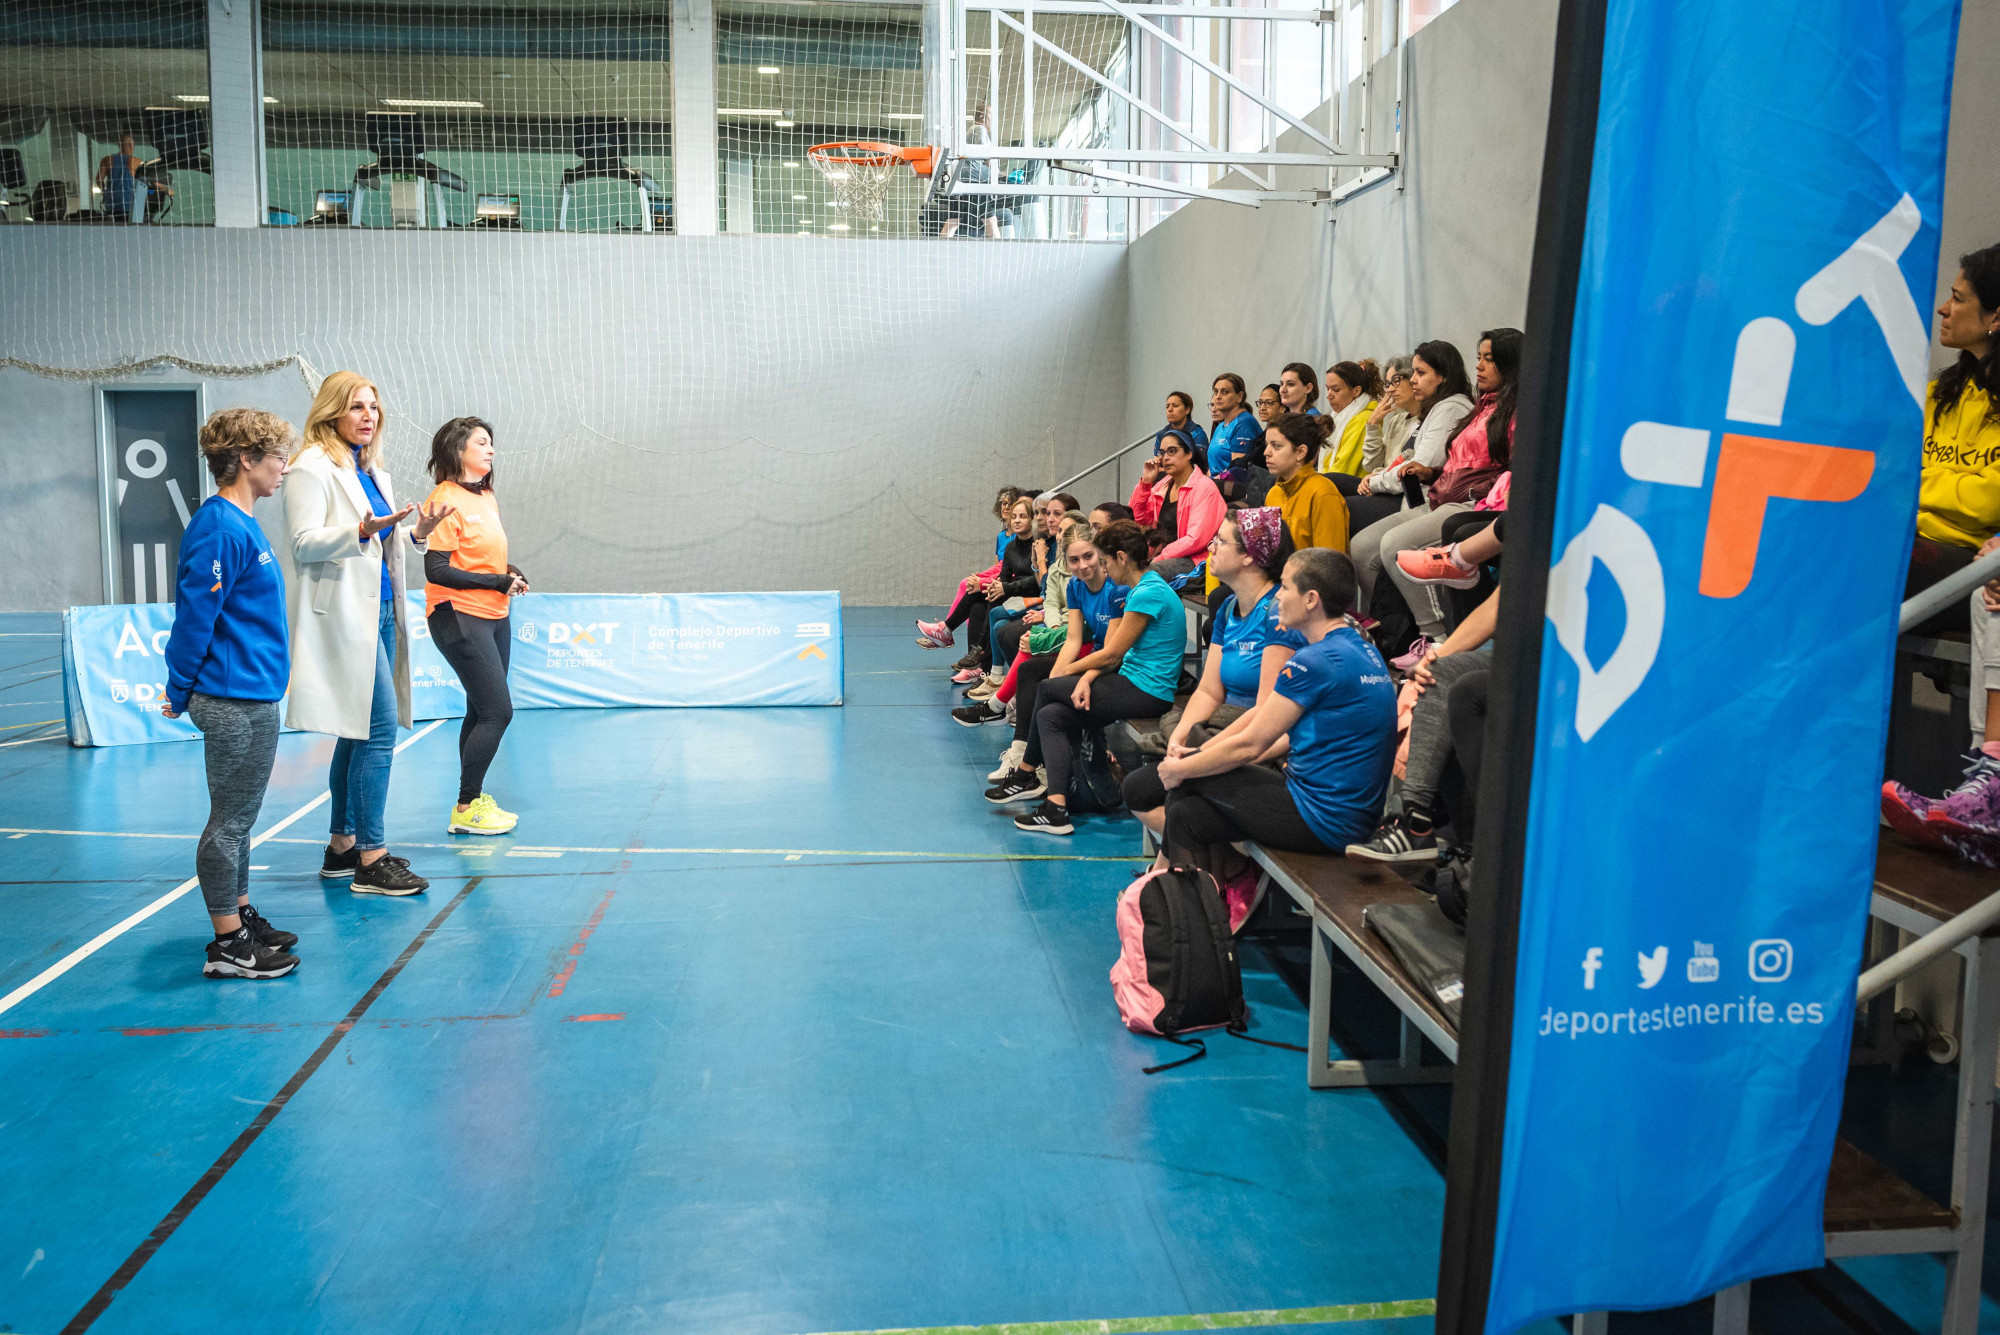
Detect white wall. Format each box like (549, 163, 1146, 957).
(0, 232, 1129, 608)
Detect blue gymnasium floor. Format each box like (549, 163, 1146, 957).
(0, 606, 1994, 1335)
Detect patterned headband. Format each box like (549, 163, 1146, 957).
(1236, 507, 1284, 567)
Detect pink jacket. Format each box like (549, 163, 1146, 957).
(1128, 467, 1225, 561)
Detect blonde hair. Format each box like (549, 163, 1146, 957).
(297, 370, 384, 471)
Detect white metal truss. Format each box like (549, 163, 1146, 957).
(935, 0, 1399, 214)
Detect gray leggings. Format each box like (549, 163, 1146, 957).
(1400, 649, 1492, 816)
(186, 693, 280, 919)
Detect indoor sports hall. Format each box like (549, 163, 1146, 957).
(3, 0, 2000, 1332)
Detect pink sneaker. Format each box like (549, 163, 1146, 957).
(1925, 752, 2000, 843)
(915, 618, 953, 648)
(951, 666, 984, 684)
(1396, 546, 1481, 589)
(1221, 866, 1265, 934)
(1390, 637, 1431, 672)
(1882, 781, 1949, 851)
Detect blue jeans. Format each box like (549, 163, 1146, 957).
(328, 601, 398, 851)
(985, 603, 1025, 656)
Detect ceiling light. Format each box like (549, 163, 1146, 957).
(792, 194, 807, 200)
(174, 94, 209, 102)
(828, 223, 849, 231)
(758, 65, 782, 74)
(264, 96, 279, 103)
(773, 120, 795, 127)
(870, 225, 880, 232)
(883, 113, 923, 120)
(381, 98, 484, 108)
(963, 47, 996, 54)
(718, 108, 785, 116)
(782, 160, 800, 168)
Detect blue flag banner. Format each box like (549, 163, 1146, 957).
(1487, 2, 1961, 1329)
(62, 592, 843, 746)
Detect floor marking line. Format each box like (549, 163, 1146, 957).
(60, 875, 483, 1335)
(0, 827, 1138, 863)
(0, 726, 65, 748)
(0, 716, 60, 732)
(798, 1298, 1437, 1335)
(0, 720, 445, 1020)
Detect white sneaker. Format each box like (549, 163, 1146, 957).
(989, 740, 1028, 781)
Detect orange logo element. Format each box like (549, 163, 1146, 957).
(797, 643, 828, 661)
(210, 582, 222, 592)
(1698, 434, 1874, 598)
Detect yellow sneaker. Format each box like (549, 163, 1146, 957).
(448, 795, 516, 835)
(478, 793, 518, 829)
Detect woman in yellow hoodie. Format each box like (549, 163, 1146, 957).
(1909, 245, 2000, 633)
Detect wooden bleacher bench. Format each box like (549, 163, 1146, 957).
(1243, 827, 1981, 1295)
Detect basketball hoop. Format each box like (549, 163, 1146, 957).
(807, 142, 935, 224)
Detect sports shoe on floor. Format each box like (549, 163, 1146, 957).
(449, 794, 517, 835)
(966, 678, 1001, 701)
(352, 855, 430, 896)
(915, 618, 953, 648)
(1882, 781, 1950, 850)
(985, 769, 1048, 804)
(1396, 546, 1482, 589)
(479, 793, 518, 825)
(320, 846, 411, 880)
(203, 927, 298, 980)
(239, 903, 298, 952)
(1347, 814, 1439, 863)
(1013, 801, 1074, 835)
(953, 700, 1007, 727)
(989, 740, 1028, 780)
(1390, 637, 1432, 672)
(950, 666, 985, 684)
(952, 649, 983, 670)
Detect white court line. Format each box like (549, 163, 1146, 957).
(0, 719, 444, 1019)
(1, 830, 1134, 862)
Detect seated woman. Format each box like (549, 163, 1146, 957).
(1264, 413, 1349, 553)
(1321, 361, 1381, 477)
(1350, 581, 1500, 861)
(1207, 373, 1263, 481)
(1127, 431, 1224, 582)
(1905, 244, 2000, 635)
(975, 522, 1124, 770)
(941, 495, 1041, 678)
(917, 483, 1028, 651)
(1144, 548, 1397, 902)
(987, 520, 1187, 835)
(958, 510, 1085, 717)
(1157, 391, 1211, 472)
(1342, 356, 1420, 520)
(1124, 509, 1300, 837)
(1089, 502, 1132, 533)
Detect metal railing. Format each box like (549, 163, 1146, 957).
(1051, 430, 1156, 497)
(1861, 548, 2000, 1001)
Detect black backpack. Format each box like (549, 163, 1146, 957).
(1132, 868, 1243, 1070)
(1066, 725, 1125, 814)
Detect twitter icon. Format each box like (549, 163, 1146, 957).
(1637, 947, 1668, 989)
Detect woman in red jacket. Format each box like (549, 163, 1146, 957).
(1128, 432, 1224, 583)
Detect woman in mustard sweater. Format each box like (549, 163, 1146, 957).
(1907, 244, 2000, 633)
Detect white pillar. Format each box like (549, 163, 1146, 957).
(207, 0, 267, 228)
(671, 0, 719, 236)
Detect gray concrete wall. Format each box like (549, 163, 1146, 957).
(0, 232, 1129, 609)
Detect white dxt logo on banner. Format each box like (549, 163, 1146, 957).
(1549, 195, 1926, 740)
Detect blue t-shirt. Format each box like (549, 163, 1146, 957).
(994, 528, 1010, 561)
(1065, 574, 1128, 647)
(1114, 570, 1188, 703)
(1213, 586, 1304, 707)
(165, 496, 290, 714)
(1208, 411, 1262, 475)
(352, 448, 396, 601)
(1272, 625, 1398, 849)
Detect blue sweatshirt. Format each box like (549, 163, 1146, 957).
(165, 496, 290, 714)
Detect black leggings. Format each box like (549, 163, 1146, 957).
(1023, 672, 1172, 801)
(1447, 668, 1491, 842)
(1906, 537, 1976, 636)
(1012, 652, 1061, 743)
(1161, 765, 1334, 873)
(428, 605, 514, 804)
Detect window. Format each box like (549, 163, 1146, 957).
(262, 1, 673, 232)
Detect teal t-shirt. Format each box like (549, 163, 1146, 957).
(1115, 570, 1188, 702)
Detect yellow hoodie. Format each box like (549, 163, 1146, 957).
(1919, 380, 2000, 549)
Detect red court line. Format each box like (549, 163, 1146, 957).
(564, 1013, 626, 1022)
(545, 885, 617, 1000)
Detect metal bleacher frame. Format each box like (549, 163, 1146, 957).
(1132, 547, 2000, 1335)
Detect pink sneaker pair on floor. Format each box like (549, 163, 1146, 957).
(1882, 751, 2000, 867)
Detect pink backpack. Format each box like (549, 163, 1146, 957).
(1110, 866, 1245, 1071)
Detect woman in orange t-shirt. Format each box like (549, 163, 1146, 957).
(422, 416, 528, 836)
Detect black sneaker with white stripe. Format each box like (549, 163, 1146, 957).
(203, 927, 299, 979)
(1345, 814, 1439, 863)
(321, 845, 412, 880)
(352, 856, 430, 896)
(984, 770, 1047, 804)
(952, 701, 1007, 727)
(1012, 801, 1074, 836)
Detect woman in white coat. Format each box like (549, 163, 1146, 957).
(284, 371, 450, 896)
